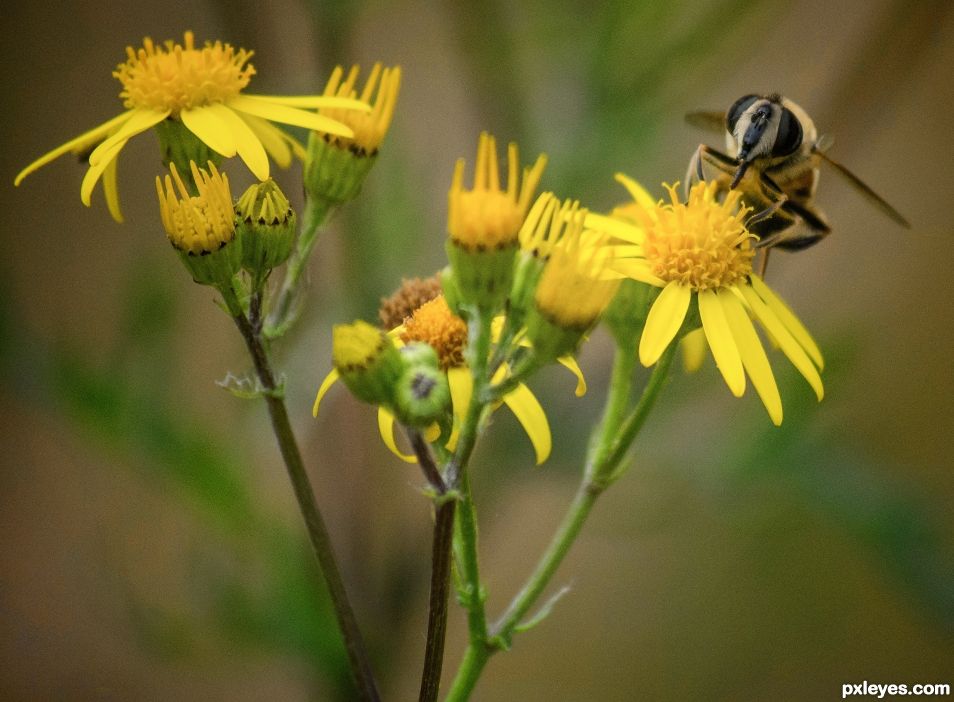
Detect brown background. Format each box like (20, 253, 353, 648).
(2, 0, 952, 700)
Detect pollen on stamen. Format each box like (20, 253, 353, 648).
(641, 182, 756, 291)
(400, 296, 467, 370)
(114, 31, 255, 114)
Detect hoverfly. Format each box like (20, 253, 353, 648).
(686, 93, 909, 273)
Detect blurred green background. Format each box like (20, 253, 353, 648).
(2, 1, 952, 700)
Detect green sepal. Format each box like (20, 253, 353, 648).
(525, 307, 587, 364)
(175, 235, 242, 288)
(445, 238, 517, 315)
(507, 251, 546, 330)
(304, 134, 378, 205)
(602, 278, 655, 348)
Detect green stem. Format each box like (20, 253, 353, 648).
(445, 344, 675, 700)
(265, 196, 333, 338)
(231, 300, 380, 702)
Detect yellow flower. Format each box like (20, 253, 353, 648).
(14, 31, 369, 221)
(156, 161, 234, 253)
(318, 62, 401, 155)
(314, 295, 585, 465)
(592, 176, 824, 425)
(156, 161, 240, 286)
(448, 132, 546, 251)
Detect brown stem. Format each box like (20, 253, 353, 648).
(232, 309, 380, 702)
(408, 430, 456, 702)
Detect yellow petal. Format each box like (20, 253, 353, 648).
(557, 355, 587, 396)
(612, 260, 665, 287)
(14, 110, 134, 186)
(502, 383, 551, 464)
(80, 140, 125, 206)
(207, 103, 270, 180)
(614, 172, 658, 210)
(720, 289, 783, 425)
(102, 154, 123, 223)
(181, 105, 237, 158)
(749, 275, 823, 370)
(740, 285, 823, 401)
(228, 95, 355, 138)
(88, 109, 169, 165)
(639, 281, 691, 366)
(584, 211, 644, 243)
(698, 289, 745, 396)
(445, 367, 473, 452)
(242, 115, 293, 168)
(378, 408, 417, 463)
(246, 94, 372, 112)
(312, 368, 340, 416)
(680, 327, 708, 374)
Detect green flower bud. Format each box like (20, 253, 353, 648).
(235, 179, 297, 284)
(393, 343, 450, 427)
(332, 321, 404, 406)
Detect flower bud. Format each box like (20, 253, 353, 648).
(332, 321, 404, 406)
(156, 161, 241, 287)
(303, 63, 401, 205)
(393, 343, 450, 427)
(235, 179, 296, 283)
(446, 133, 546, 313)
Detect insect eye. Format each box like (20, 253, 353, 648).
(772, 107, 803, 156)
(726, 94, 758, 132)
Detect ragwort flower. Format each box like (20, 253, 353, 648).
(315, 295, 584, 465)
(592, 176, 824, 425)
(15, 31, 369, 221)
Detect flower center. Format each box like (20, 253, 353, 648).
(379, 275, 443, 330)
(115, 31, 254, 114)
(401, 296, 467, 370)
(642, 182, 755, 291)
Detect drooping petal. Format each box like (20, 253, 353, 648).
(639, 281, 691, 366)
(720, 288, 783, 425)
(312, 368, 340, 416)
(612, 260, 665, 287)
(377, 408, 417, 463)
(207, 103, 270, 179)
(740, 285, 824, 401)
(680, 327, 708, 373)
(181, 105, 237, 157)
(245, 94, 372, 112)
(502, 383, 551, 464)
(102, 154, 123, 223)
(228, 95, 355, 138)
(88, 108, 169, 165)
(557, 355, 587, 396)
(698, 289, 745, 397)
(242, 114, 294, 167)
(749, 275, 823, 370)
(80, 140, 126, 206)
(14, 110, 135, 186)
(444, 367, 473, 452)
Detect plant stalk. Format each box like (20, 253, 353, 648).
(231, 301, 380, 701)
(409, 430, 456, 702)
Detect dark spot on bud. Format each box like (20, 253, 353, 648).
(410, 372, 437, 400)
